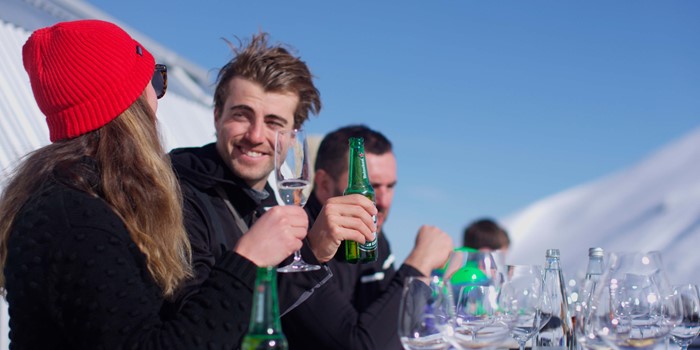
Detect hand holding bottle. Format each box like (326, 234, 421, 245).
(307, 194, 377, 263)
(403, 225, 454, 277)
(342, 137, 379, 263)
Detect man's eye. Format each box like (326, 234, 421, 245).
(267, 121, 286, 129)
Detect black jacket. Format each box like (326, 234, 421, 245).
(281, 190, 423, 350)
(168, 143, 332, 316)
(4, 180, 257, 349)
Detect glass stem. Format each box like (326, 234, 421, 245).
(293, 250, 302, 262)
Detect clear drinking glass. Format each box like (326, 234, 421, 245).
(670, 284, 700, 350)
(398, 276, 453, 350)
(449, 283, 513, 349)
(587, 251, 679, 350)
(442, 249, 504, 290)
(274, 129, 320, 273)
(438, 250, 511, 349)
(501, 265, 552, 350)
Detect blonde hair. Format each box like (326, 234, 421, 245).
(0, 95, 191, 297)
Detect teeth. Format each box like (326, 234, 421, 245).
(246, 150, 262, 157)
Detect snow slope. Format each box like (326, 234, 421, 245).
(505, 126, 700, 285)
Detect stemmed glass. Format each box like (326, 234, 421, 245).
(439, 249, 512, 349)
(398, 276, 454, 350)
(670, 284, 700, 350)
(501, 265, 552, 350)
(442, 248, 504, 289)
(587, 251, 679, 350)
(274, 129, 320, 273)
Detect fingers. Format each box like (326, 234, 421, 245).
(232, 206, 308, 267)
(265, 206, 309, 229)
(404, 225, 455, 276)
(326, 194, 378, 216)
(307, 195, 377, 262)
(322, 196, 377, 234)
(314, 210, 374, 242)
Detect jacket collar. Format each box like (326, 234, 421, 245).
(170, 143, 271, 206)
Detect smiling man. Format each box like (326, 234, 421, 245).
(166, 34, 376, 332)
(214, 76, 299, 190)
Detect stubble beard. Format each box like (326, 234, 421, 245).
(230, 158, 274, 189)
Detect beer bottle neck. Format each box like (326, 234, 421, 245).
(346, 138, 372, 191)
(247, 266, 283, 334)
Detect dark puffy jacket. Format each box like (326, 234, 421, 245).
(281, 190, 422, 350)
(166, 143, 332, 317)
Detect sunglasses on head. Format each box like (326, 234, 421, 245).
(152, 64, 167, 99)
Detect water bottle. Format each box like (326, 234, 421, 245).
(535, 248, 575, 350)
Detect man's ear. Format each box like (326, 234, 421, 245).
(314, 169, 335, 204)
(213, 108, 221, 138)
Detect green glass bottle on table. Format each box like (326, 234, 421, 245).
(343, 137, 377, 263)
(241, 267, 288, 350)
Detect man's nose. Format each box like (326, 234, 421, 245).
(245, 120, 265, 143)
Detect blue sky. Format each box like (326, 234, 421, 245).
(88, 0, 700, 261)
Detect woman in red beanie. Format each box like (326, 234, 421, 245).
(0, 19, 305, 349)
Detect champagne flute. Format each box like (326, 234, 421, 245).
(274, 129, 320, 273)
(670, 284, 700, 350)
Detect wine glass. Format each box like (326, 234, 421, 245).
(587, 251, 678, 350)
(441, 248, 504, 290)
(274, 129, 320, 273)
(670, 284, 700, 350)
(439, 251, 509, 349)
(398, 276, 454, 350)
(450, 283, 513, 349)
(501, 265, 552, 350)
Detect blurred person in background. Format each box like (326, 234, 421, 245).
(282, 124, 454, 349)
(463, 217, 511, 253)
(462, 217, 511, 269)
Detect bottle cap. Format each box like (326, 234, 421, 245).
(589, 247, 604, 257)
(545, 248, 560, 258)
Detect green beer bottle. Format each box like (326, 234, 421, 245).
(343, 137, 378, 263)
(241, 266, 288, 350)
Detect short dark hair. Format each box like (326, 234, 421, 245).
(213, 33, 321, 129)
(462, 218, 510, 250)
(315, 124, 392, 179)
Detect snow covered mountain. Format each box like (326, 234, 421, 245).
(505, 125, 700, 286)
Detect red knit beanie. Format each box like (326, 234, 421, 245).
(22, 19, 155, 142)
